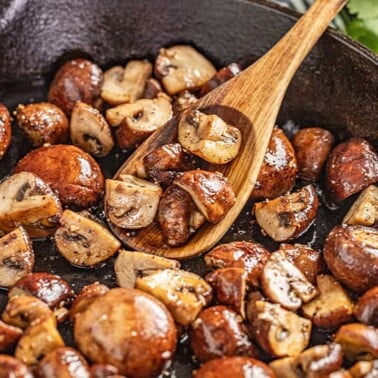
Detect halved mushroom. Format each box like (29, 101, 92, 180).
(2, 295, 53, 329)
(334, 323, 378, 361)
(178, 109, 242, 164)
(174, 170, 235, 223)
(106, 94, 172, 149)
(15, 315, 65, 366)
(343, 185, 378, 227)
(205, 241, 270, 286)
(261, 251, 318, 310)
(105, 174, 162, 229)
(0, 227, 34, 288)
(269, 357, 300, 378)
(154, 45, 217, 95)
(0, 172, 62, 238)
(172, 90, 198, 113)
(0, 320, 22, 352)
(295, 343, 343, 378)
(0, 355, 32, 378)
(254, 184, 319, 242)
(101, 60, 152, 106)
(69, 282, 109, 321)
(136, 268, 212, 326)
(70, 101, 114, 157)
(115, 249, 179, 289)
(247, 300, 312, 357)
(205, 267, 248, 317)
(354, 286, 378, 327)
(159, 185, 205, 246)
(0, 103, 12, 160)
(349, 360, 378, 377)
(55, 209, 121, 267)
(301, 274, 354, 329)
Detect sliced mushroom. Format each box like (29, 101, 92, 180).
(354, 286, 378, 327)
(295, 343, 343, 378)
(205, 267, 248, 317)
(326, 138, 378, 203)
(0, 172, 62, 238)
(324, 225, 378, 293)
(301, 274, 354, 329)
(343, 185, 378, 227)
(69, 282, 109, 321)
(105, 174, 162, 229)
(106, 94, 172, 149)
(278, 243, 325, 285)
(190, 305, 258, 362)
(14, 102, 69, 147)
(247, 300, 312, 357)
(172, 90, 198, 113)
(334, 323, 378, 361)
(115, 249, 179, 289)
(0, 103, 12, 160)
(174, 170, 235, 223)
(154, 45, 217, 95)
(269, 357, 300, 378)
(205, 241, 270, 286)
(8, 272, 74, 310)
(261, 250, 318, 311)
(0, 227, 34, 288)
(178, 109, 242, 164)
(55, 209, 121, 267)
(158, 185, 205, 246)
(136, 268, 212, 326)
(101, 60, 152, 106)
(15, 315, 65, 366)
(349, 360, 378, 378)
(0, 320, 22, 352)
(70, 101, 114, 157)
(0, 355, 32, 378)
(254, 184, 319, 242)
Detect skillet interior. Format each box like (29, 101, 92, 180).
(0, 0, 377, 376)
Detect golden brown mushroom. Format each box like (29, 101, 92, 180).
(354, 286, 378, 327)
(0, 103, 12, 160)
(0, 355, 32, 377)
(0, 320, 22, 352)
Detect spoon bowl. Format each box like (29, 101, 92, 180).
(107, 0, 348, 259)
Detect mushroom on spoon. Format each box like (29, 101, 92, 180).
(106, 0, 348, 259)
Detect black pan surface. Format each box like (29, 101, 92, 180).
(0, 0, 377, 376)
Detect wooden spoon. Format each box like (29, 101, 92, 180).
(108, 0, 347, 259)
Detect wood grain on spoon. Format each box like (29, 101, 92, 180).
(108, 0, 348, 259)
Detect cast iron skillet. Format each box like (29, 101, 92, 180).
(0, 0, 377, 376)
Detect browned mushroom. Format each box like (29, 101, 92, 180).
(0, 320, 22, 352)
(55, 210, 121, 267)
(269, 357, 299, 378)
(174, 170, 235, 223)
(115, 250, 179, 289)
(324, 225, 378, 293)
(8, 272, 74, 310)
(70, 101, 114, 157)
(15, 144, 105, 208)
(193, 356, 275, 378)
(158, 185, 205, 246)
(136, 269, 212, 326)
(349, 360, 378, 377)
(0, 227, 34, 288)
(0, 355, 32, 377)
(254, 184, 319, 242)
(247, 299, 312, 358)
(178, 109, 242, 164)
(205, 267, 248, 317)
(106, 94, 172, 149)
(204, 241, 270, 287)
(74, 288, 177, 378)
(334, 323, 378, 361)
(0, 172, 62, 238)
(90, 364, 121, 378)
(172, 90, 198, 113)
(101, 60, 152, 105)
(0, 103, 12, 160)
(354, 286, 378, 327)
(261, 251, 318, 310)
(154, 45, 216, 95)
(326, 138, 378, 203)
(105, 174, 162, 229)
(190, 305, 258, 362)
(143, 77, 164, 99)
(37, 347, 90, 378)
(251, 127, 298, 201)
(48, 58, 103, 116)
(343, 185, 378, 227)
(292, 127, 334, 182)
(14, 102, 69, 146)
